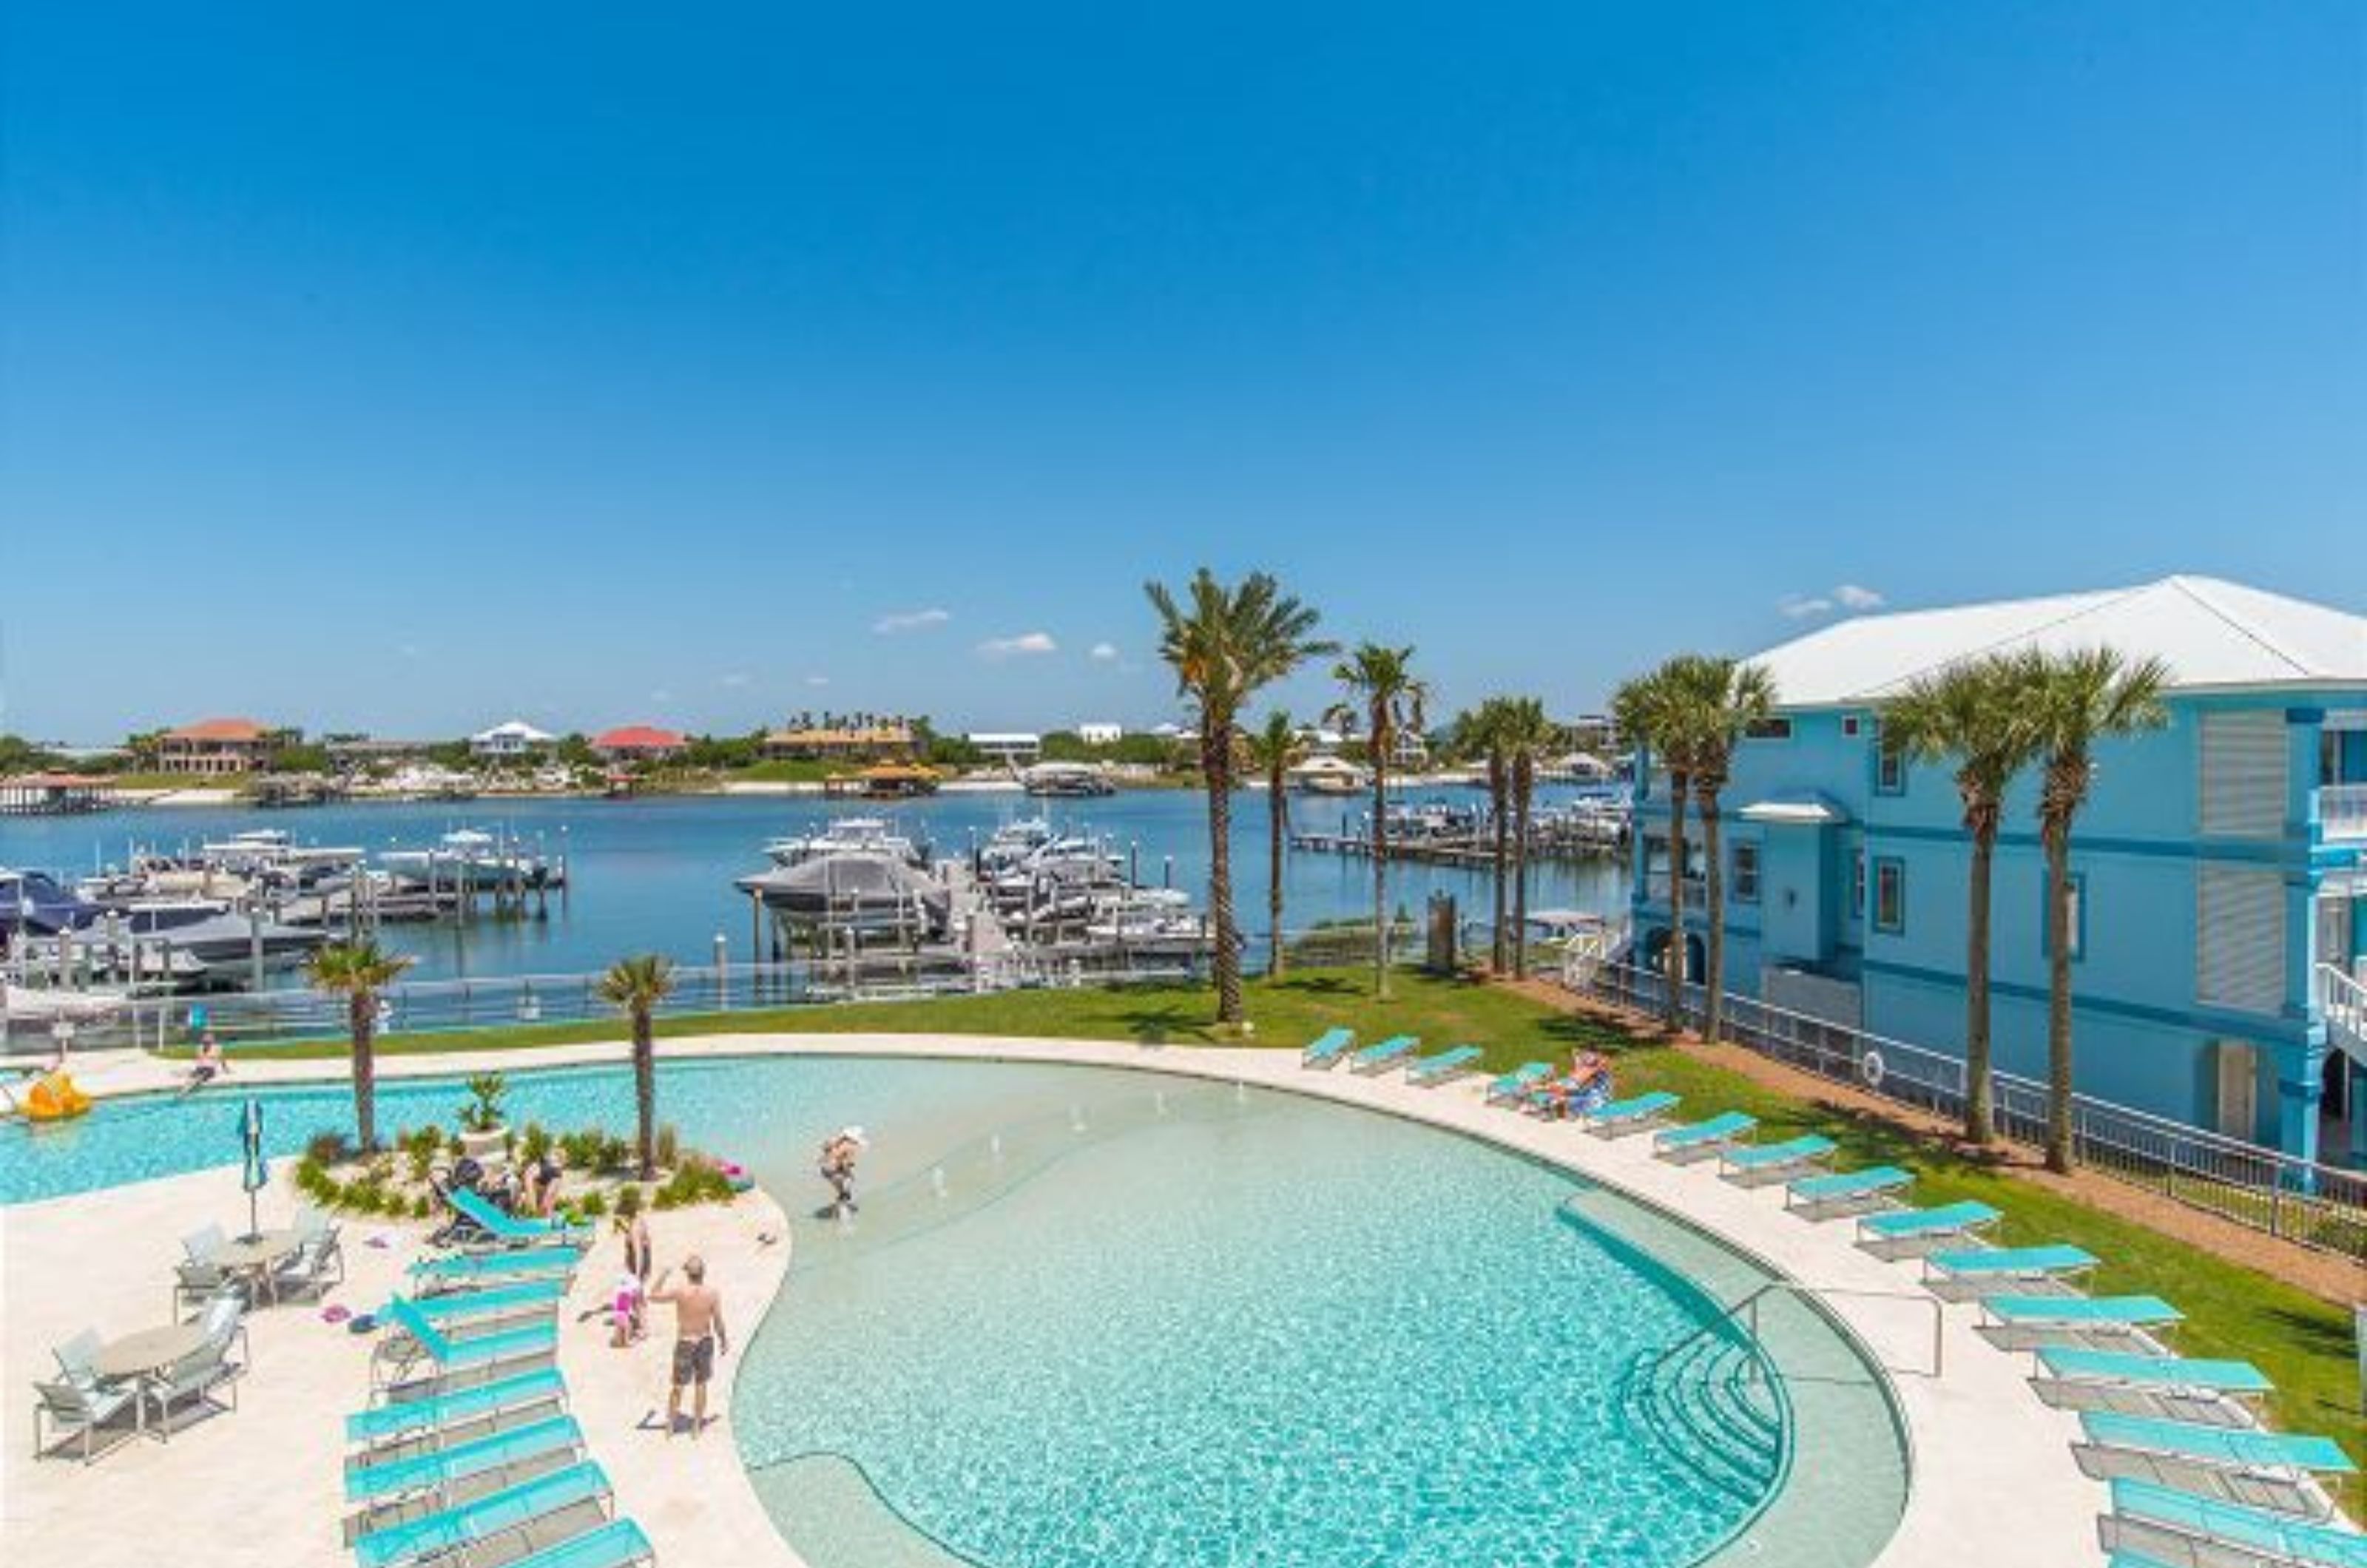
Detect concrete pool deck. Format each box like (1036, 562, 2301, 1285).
(4, 1033, 2113, 1567)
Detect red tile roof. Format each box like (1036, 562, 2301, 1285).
(593, 725, 687, 751)
(165, 717, 267, 742)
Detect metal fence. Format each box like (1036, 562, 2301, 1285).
(1578, 960, 2367, 1263)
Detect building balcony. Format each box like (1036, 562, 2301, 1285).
(2320, 783, 2367, 842)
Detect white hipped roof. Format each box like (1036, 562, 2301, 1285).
(1751, 576, 2367, 708)
(472, 720, 556, 743)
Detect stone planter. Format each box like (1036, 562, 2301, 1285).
(459, 1126, 508, 1163)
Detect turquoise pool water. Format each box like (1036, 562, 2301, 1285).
(0, 1057, 1907, 1567)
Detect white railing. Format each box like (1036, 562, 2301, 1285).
(2321, 783, 2367, 842)
(2320, 962, 2367, 1069)
(1581, 962, 2366, 1262)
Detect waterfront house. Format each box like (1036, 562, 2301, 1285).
(469, 719, 557, 760)
(156, 717, 283, 776)
(1625, 575, 2367, 1166)
(1076, 721, 1124, 746)
(592, 724, 688, 763)
(763, 719, 919, 763)
(966, 731, 1044, 766)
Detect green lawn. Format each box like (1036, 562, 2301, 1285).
(238, 966, 2363, 1487)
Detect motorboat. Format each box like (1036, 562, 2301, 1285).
(735, 852, 951, 939)
(382, 829, 555, 890)
(1288, 755, 1369, 796)
(1, 868, 108, 939)
(976, 818, 1055, 872)
(1022, 762, 1116, 798)
(763, 816, 926, 869)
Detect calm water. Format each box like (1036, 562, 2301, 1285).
(0, 788, 1624, 984)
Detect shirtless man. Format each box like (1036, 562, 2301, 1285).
(649, 1255, 728, 1437)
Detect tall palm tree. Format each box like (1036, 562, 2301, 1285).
(1146, 570, 1333, 1024)
(1884, 655, 2042, 1144)
(597, 953, 678, 1177)
(1327, 643, 1428, 1000)
(1450, 700, 1515, 970)
(303, 939, 415, 1150)
(1496, 697, 1561, 976)
(1665, 657, 1777, 1041)
(2023, 647, 2171, 1172)
(1613, 663, 1694, 1029)
(1243, 711, 1306, 979)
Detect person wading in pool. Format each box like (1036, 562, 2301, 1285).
(817, 1125, 868, 1216)
(649, 1255, 728, 1437)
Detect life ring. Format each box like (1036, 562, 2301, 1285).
(1858, 1050, 1886, 1092)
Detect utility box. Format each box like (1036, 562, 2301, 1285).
(1426, 893, 1458, 973)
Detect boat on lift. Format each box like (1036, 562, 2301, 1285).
(382, 828, 556, 890)
(763, 817, 926, 869)
(1021, 762, 1116, 798)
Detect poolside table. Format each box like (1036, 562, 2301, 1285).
(211, 1229, 300, 1302)
(93, 1322, 208, 1381)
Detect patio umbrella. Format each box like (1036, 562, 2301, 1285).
(237, 1097, 267, 1241)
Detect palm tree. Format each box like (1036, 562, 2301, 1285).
(1665, 657, 1777, 1041)
(2023, 647, 2171, 1172)
(1327, 643, 1428, 1000)
(1243, 711, 1306, 979)
(1146, 570, 1333, 1024)
(303, 939, 415, 1150)
(1450, 700, 1515, 970)
(597, 953, 678, 1177)
(1496, 697, 1561, 976)
(1613, 664, 1694, 1029)
(1884, 655, 2042, 1144)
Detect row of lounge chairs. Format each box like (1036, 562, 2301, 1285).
(345, 1192, 655, 1568)
(1300, 1024, 2364, 1563)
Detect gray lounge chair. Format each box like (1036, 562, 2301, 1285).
(53, 1328, 104, 1380)
(272, 1231, 347, 1302)
(141, 1336, 239, 1439)
(2073, 1410, 2355, 1519)
(33, 1371, 142, 1463)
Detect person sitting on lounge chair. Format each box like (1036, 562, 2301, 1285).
(1533, 1050, 1611, 1118)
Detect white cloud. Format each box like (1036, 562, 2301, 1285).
(978, 631, 1058, 660)
(719, 672, 752, 689)
(1833, 583, 1885, 611)
(873, 608, 951, 635)
(1778, 595, 1835, 619)
(804, 674, 831, 688)
(1089, 641, 1118, 662)
(1780, 582, 1885, 620)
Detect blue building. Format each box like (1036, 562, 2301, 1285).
(1626, 576, 2367, 1166)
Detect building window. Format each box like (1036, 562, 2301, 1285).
(1874, 730, 1907, 795)
(1732, 841, 1760, 902)
(1873, 857, 1905, 933)
(1842, 715, 1863, 738)
(2042, 871, 2085, 961)
(1745, 717, 1793, 742)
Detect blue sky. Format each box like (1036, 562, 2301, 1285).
(3, 2, 2359, 741)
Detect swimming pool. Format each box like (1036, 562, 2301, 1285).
(0, 1056, 1908, 1567)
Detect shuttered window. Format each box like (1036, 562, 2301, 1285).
(2195, 865, 2286, 1014)
(2198, 711, 2287, 839)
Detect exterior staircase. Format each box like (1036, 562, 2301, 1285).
(2321, 964, 2367, 1073)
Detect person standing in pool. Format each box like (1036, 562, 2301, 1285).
(818, 1125, 868, 1215)
(649, 1255, 727, 1437)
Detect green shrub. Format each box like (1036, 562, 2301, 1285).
(518, 1122, 553, 1167)
(615, 1182, 644, 1219)
(413, 1194, 432, 1220)
(458, 1072, 508, 1134)
(580, 1188, 608, 1219)
(600, 1134, 631, 1173)
(655, 1123, 681, 1169)
(305, 1129, 352, 1167)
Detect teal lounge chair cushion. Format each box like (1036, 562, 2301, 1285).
(448, 1188, 584, 1243)
(1986, 1294, 2181, 1327)
(1488, 1063, 1553, 1099)
(1929, 1244, 2096, 1278)
(349, 1368, 567, 1444)
(504, 1518, 655, 1568)
(408, 1278, 567, 1323)
(1587, 1090, 1679, 1123)
(1409, 1046, 1483, 1084)
(1655, 1112, 1756, 1149)
(1723, 1135, 1834, 1171)
(353, 1460, 610, 1568)
(346, 1413, 582, 1504)
(385, 1297, 558, 1368)
(1790, 1166, 1911, 1201)
(2109, 1479, 2367, 1567)
(2037, 1349, 2271, 1395)
(2081, 1412, 2357, 1474)
(1349, 1035, 1419, 1067)
(1302, 1027, 1355, 1063)
(1859, 1200, 1999, 1240)
(412, 1246, 584, 1283)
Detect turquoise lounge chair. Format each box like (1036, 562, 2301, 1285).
(1785, 1165, 1912, 1217)
(1855, 1200, 2000, 1255)
(1925, 1244, 2097, 1300)
(1301, 1027, 1357, 1069)
(345, 1413, 582, 1505)
(2033, 1348, 2273, 1423)
(1720, 1134, 1834, 1183)
(352, 1459, 612, 1568)
(1981, 1294, 2182, 1351)
(1653, 1111, 1756, 1161)
(505, 1518, 656, 1568)
(1407, 1045, 1484, 1087)
(2075, 1411, 2356, 1515)
(405, 1278, 567, 1325)
(348, 1367, 567, 1447)
(373, 1297, 557, 1390)
(447, 1188, 587, 1248)
(1485, 1062, 1553, 1104)
(1348, 1035, 1419, 1073)
(1581, 1090, 1680, 1138)
(2099, 1478, 2367, 1568)
(411, 1246, 584, 1292)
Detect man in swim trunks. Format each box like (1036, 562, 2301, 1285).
(179, 1032, 229, 1097)
(650, 1254, 728, 1437)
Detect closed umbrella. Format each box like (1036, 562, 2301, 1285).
(237, 1097, 267, 1242)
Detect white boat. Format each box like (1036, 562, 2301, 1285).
(976, 818, 1055, 871)
(382, 829, 554, 890)
(763, 817, 925, 868)
(1288, 755, 1369, 796)
(1022, 762, 1116, 798)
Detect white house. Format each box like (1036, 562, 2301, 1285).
(967, 731, 1044, 766)
(1076, 722, 1124, 746)
(469, 719, 558, 760)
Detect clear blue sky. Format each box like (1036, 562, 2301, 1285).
(4, 1, 2359, 742)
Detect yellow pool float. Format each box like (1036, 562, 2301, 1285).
(23, 1072, 92, 1122)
